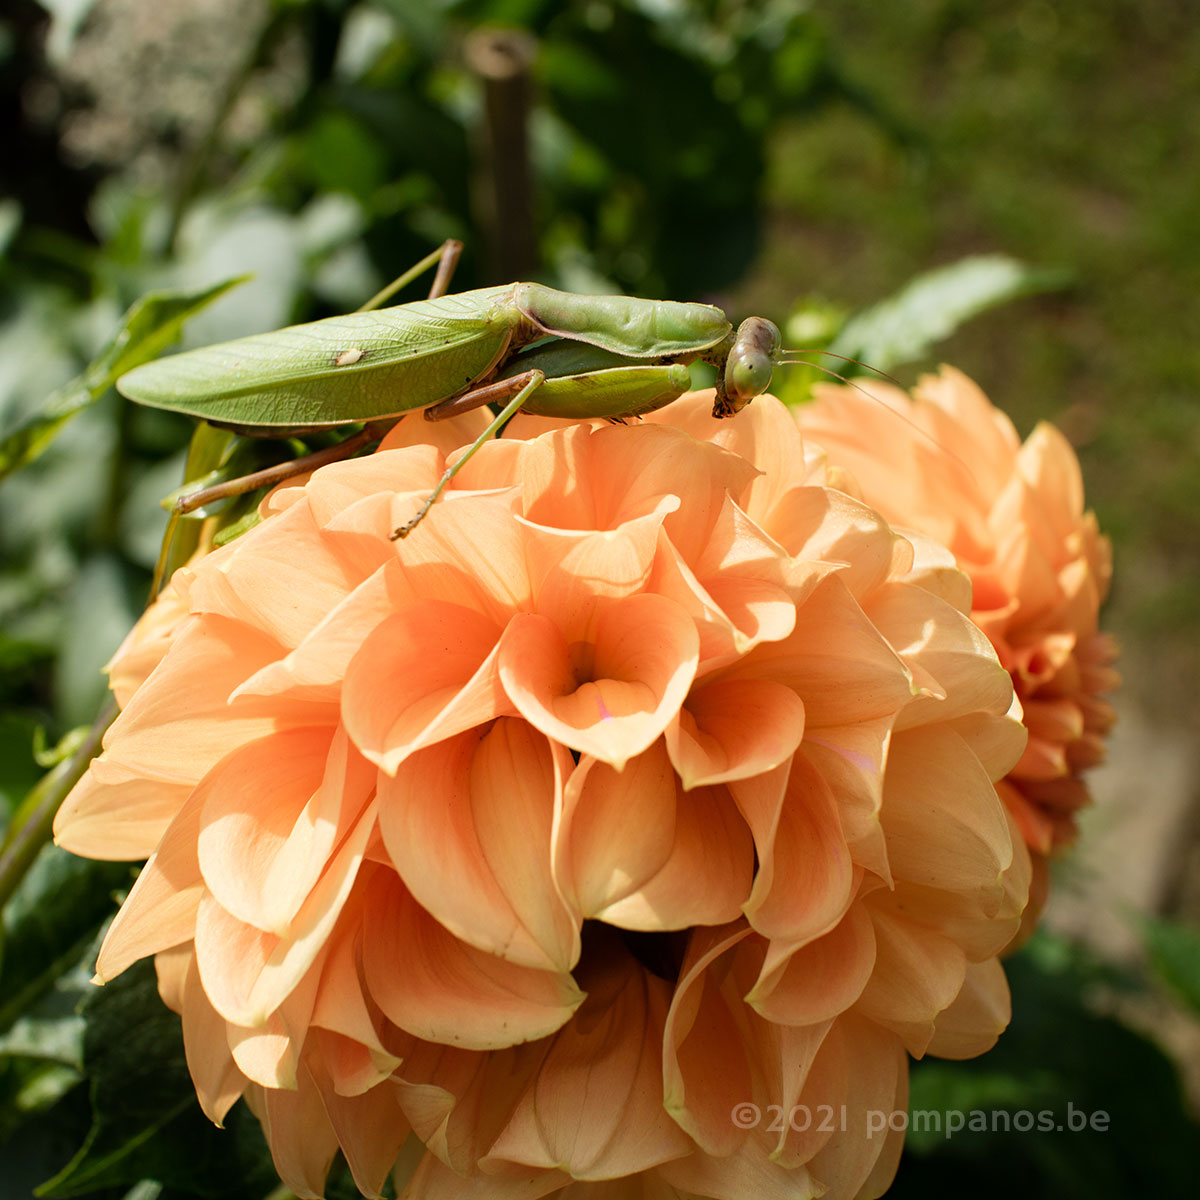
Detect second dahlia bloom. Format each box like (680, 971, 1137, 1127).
(797, 367, 1118, 869)
(57, 393, 1030, 1199)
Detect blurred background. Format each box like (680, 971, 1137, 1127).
(1, 1, 1197, 1197)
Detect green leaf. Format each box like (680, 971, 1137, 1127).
(829, 255, 1071, 372)
(37, 961, 277, 1198)
(0, 276, 246, 483)
(0, 846, 130, 1036)
(1140, 914, 1200, 1017)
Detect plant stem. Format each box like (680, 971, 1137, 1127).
(0, 698, 118, 911)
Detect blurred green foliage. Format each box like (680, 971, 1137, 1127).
(1, 1, 1197, 1197)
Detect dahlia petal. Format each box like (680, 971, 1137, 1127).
(316, 1071, 413, 1200)
(855, 904, 967, 1055)
(666, 678, 806, 789)
(657, 1137, 820, 1200)
(596, 782, 753, 931)
(1011, 733, 1070, 780)
(198, 726, 374, 934)
(898, 528, 974, 614)
(519, 421, 756, 546)
(344, 603, 512, 774)
(521, 511, 671, 639)
(766, 486, 907, 599)
(880, 726, 1014, 899)
(807, 1015, 908, 1200)
(555, 747, 677, 922)
(362, 870, 583, 1050)
(794, 726, 891, 880)
(662, 922, 755, 1156)
(483, 960, 692, 1178)
(399, 1152, 567, 1200)
(94, 788, 205, 983)
(194, 797, 376, 1026)
(255, 1072, 342, 1200)
(391, 1037, 549, 1173)
(647, 535, 784, 671)
(97, 614, 335, 785)
(178, 953, 246, 1124)
(55, 757, 192, 860)
(384, 493, 535, 623)
(925, 957, 1011, 1060)
(743, 575, 914, 727)
(185, 498, 357, 647)
(748, 902, 877, 1027)
(916, 367, 1021, 495)
(232, 561, 410, 704)
(648, 392, 810, 530)
(865, 582, 1014, 729)
(499, 594, 699, 768)
(378, 720, 578, 972)
(735, 755, 856, 946)
(106, 574, 192, 707)
(945, 708, 1029, 783)
(307, 897, 400, 1084)
(228, 1015, 301, 1090)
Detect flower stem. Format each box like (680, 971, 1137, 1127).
(0, 697, 118, 911)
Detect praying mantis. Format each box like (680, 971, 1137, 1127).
(118, 241, 793, 538)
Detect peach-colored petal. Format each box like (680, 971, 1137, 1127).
(662, 922, 756, 1157)
(94, 788, 206, 983)
(314, 1067, 413, 1200)
(555, 746, 677, 922)
(344, 602, 513, 773)
(184, 498, 357, 647)
(734, 755, 856, 946)
(252, 1073, 342, 1200)
(748, 902, 877, 1027)
(666, 677, 806, 789)
(879, 726, 1014, 902)
(740, 574, 914, 728)
(925, 957, 1011, 1059)
(499, 593, 699, 768)
(854, 903, 967, 1056)
(197, 726, 374, 934)
(96, 614, 336, 785)
(155, 945, 247, 1124)
(483, 954, 693, 1178)
(193, 796, 376, 1026)
(807, 1014, 908, 1200)
(361, 868, 583, 1050)
(55, 756, 193, 860)
(378, 719, 579, 972)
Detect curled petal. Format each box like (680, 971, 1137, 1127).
(193, 797, 376, 1026)
(925, 957, 1012, 1060)
(499, 593, 699, 768)
(344, 602, 512, 773)
(378, 719, 578, 972)
(483, 955, 692, 1178)
(361, 869, 583, 1050)
(667, 677, 806, 789)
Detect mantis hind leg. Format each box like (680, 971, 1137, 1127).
(391, 370, 546, 539)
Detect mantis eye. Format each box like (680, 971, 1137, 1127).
(723, 317, 782, 405)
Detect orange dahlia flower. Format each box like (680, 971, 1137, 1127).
(57, 393, 1030, 1199)
(796, 366, 1118, 866)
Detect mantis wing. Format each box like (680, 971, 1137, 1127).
(116, 286, 519, 430)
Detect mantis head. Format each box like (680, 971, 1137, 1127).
(714, 316, 783, 417)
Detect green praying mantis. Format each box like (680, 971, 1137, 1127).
(118, 241, 799, 539)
